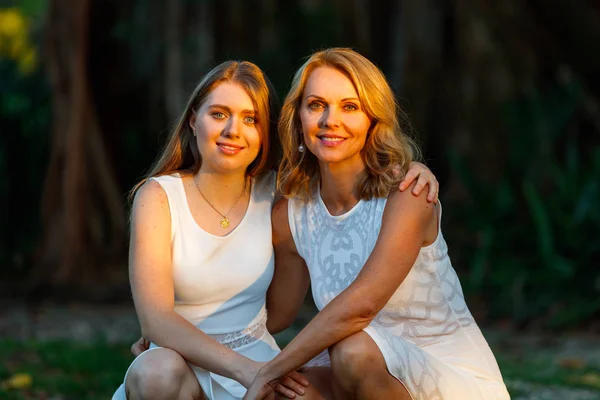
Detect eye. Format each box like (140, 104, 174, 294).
(343, 103, 359, 111)
(212, 112, 226, 119)
(243, 116, 256, 124)
(308, 101, 324, 111)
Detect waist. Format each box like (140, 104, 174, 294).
(207, 311, 268, 350)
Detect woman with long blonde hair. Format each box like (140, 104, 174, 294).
(244, 48, 510, 400)
(113, 59, 439, 400)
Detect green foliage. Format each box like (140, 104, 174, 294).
(447, 79, 600, 327)
(0, 52, 51, 276)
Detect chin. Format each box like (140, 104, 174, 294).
(212, 161, 249, 174)
(310, 149, 344, 163)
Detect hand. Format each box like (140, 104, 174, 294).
(131, 336, 150, 357)
(398, 161, 439, 203)
(242, 368, 309, 399)
(271, 371, 309, 398)
(242, 375, 275, 400)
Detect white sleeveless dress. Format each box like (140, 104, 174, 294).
(113, 171, 280, 400)
(289, 189, 511, 400)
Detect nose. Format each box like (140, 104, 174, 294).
(223, 117, 241, 138)
(320, 106, 341, 129)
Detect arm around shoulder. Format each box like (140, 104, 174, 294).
(266, 198, 311, 334)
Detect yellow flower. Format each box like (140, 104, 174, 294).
(0, 8, 27, 37)
(0, 8, 37, 74)
(1, 373, 33, 390)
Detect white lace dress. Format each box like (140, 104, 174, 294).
(290, 190, 511, 400)
(113, 172, 280, 400)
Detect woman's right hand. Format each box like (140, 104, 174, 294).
(131, 336, 150, 357)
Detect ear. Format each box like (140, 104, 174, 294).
(189, 112, 197, 132)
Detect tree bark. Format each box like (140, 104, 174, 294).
(34, 0, 127, 299)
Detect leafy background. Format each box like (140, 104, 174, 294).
(0, 0, 599, 398)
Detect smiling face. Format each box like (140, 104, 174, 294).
(299, 67, 371, 170)
(190, 82, 262, 175)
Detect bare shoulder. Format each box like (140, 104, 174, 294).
(131, 179, 170, 220)
(384, 181, 436, 225)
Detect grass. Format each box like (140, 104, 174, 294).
(1, 339, 599, 399)
(0, 340, 132, 400)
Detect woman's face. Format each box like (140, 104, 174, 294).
(190, 82, 262, 175)
(299, 66, 371, 169)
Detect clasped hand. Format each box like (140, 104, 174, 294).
(242, 364, 307, 400)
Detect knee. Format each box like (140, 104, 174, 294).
(329, 332, 381, 379)
(127, 348, 190, 399)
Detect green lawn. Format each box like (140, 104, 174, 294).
(0, 340, 132, 400)
(1, 339, 599, 399)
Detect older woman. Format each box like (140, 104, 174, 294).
(246, 48, 510, 400)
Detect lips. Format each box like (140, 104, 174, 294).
(217, 142, 244, 154)
(317, 135, 346, 147)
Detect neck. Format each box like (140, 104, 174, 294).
(318, 160, 365, 216)
(194, 168, 249, 204)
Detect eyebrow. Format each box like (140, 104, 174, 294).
(208, 104, 255, 114)
(305, 95, 360, 102)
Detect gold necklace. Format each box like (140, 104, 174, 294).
(193, 176, 248, 228)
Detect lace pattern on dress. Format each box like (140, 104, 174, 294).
(209, 312, 268, 350)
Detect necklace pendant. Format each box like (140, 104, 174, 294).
(220, 218, 230, 228)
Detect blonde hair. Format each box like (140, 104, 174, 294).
(130, 61, 280, 199)
(278, 48, 420, 200)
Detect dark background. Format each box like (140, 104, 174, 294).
(2, 0, 599, 332)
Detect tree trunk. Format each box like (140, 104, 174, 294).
(33, 0, 127, 299)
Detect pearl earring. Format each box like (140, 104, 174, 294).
(298, 130, 305, 152)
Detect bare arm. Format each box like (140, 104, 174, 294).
(266, 199, 311, 334)
(256, 182, 438, 384)
(130, 180, 259, 387)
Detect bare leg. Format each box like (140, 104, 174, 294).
(329, 332, 412, 400)
(126, 348, 205, 400)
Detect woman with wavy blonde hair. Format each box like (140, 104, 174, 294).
(277, 48, 422, 200)
(114, 58, 439, 400)
(245, 48, 510, 399)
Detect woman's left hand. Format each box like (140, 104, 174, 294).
(242, 375, 275, 400)
(399, 161, 439, 203)
(243, 369, 308, 399)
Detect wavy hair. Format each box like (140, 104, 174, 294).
(277, 48, 420, 200)
(130, 61, 280, 199)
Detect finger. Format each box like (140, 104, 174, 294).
(400, 168, 419, 191)
(280, 376, 306, 395)
(274, 382, 297, 398)
(287, 371, 309, 386)
(131, 344, 143, 357)
(412, 175, 427, 196)
(427, 180, 439, 203)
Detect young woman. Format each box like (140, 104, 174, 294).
(244, 48, 510, 400)
(113, 60, 439, 400)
